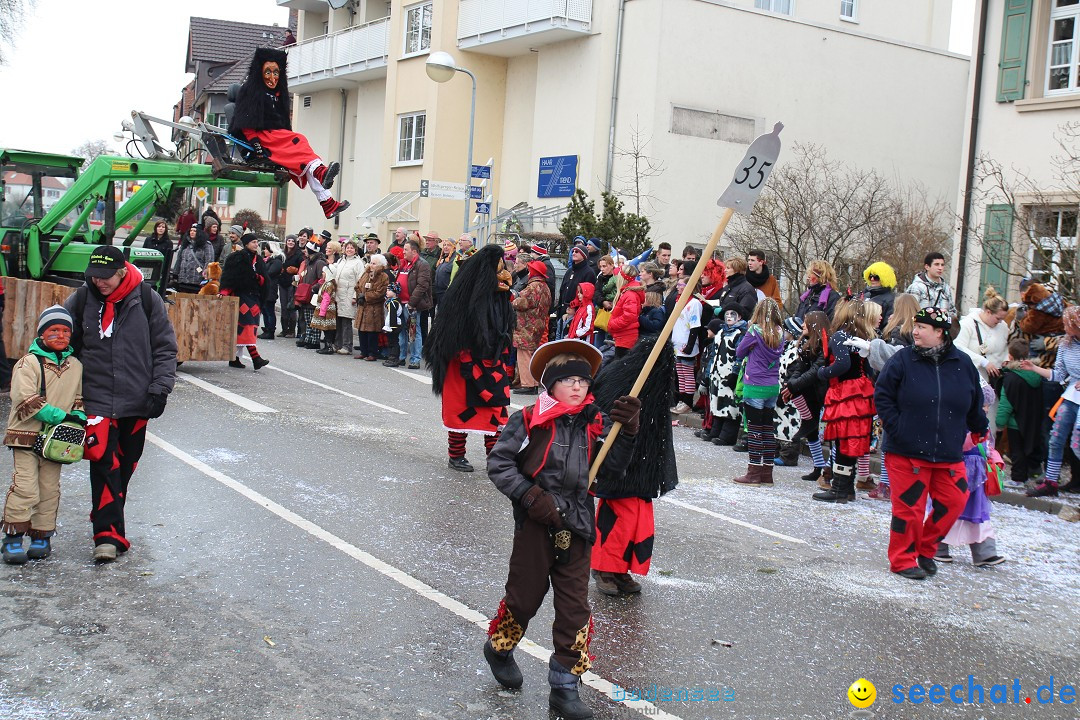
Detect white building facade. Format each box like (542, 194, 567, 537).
(281, 0, 969, 250)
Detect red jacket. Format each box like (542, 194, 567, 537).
(568, 282, 596, 343)
(606, 281, 644, 349)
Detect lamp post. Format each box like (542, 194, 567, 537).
(425, 51, 476, 236)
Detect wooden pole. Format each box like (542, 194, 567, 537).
(589, 207, 735, 486)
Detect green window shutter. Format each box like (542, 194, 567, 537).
(997, 0, 1032, 102)
(277, 184, 288, 210)
(227, 187, 235, 205)
(980, 204, 1014, 298)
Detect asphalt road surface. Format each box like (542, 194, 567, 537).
(1, 341, 1078, 720)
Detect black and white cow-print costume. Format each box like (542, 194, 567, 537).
(774, 340, 802, 443)
(709, 323, 746, 419)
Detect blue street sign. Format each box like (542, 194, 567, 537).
(471, 165, 491, 179)
(476, 202, 491, 214)
(538, 155, 578, 198)
(469, 185, 484, 199)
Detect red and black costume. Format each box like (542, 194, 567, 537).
(814, 328, 875, 501)
(228, 48, 349, 219)
(424, 245, 516, 470)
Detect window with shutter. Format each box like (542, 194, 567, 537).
(998, 0, 1033, 102)
(980, 205, 1014, 298)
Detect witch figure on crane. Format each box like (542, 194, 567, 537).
(227, 47, 350, 220)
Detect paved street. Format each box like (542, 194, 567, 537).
(1, 341, 1078, 720)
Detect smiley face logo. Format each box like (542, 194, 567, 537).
(848, 678, 876, 709)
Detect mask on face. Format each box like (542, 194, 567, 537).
(725, 310, 740, 326)
(262, 61, 280, 90)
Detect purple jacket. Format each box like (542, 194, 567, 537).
(735, 327, 784, 387)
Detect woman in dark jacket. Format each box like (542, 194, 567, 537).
(259, 242, 283, 339)
(794, 259, 840, 321)
(219, 233, 270, 370)
(297, 241, 327, 349)
(175, 225, 215, 293)
(783, 311, 830, 480)
(143, 221, 173, 293)
(716, 256, 759, 320)
(433, 238, 456, 310)
(278, 235, 303, 337)
(873, 306, 988, 581)
(557, 246, 597, 336)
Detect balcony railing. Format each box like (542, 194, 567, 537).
(458, 0, 592, 55)
(287, 18, 390, 90)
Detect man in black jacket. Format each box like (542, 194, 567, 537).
(260, 242, 283, 339)
(64, 246, 177, 563)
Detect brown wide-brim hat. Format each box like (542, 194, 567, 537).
(529, 339, 603, 383)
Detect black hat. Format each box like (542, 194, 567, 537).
(241, 232, 259, 246)
(85, 245, 126, 278)
(721, 300, 747, 320)
(319, 230, 333, 242)
(707, 318, 724, 335)
(914, 306, 953, 329)
(363, 232, 380, 243)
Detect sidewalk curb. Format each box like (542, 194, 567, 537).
(673, 413, 1080, 518)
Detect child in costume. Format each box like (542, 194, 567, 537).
(382, 281, 403, 348)
(784, 311, 830, 483)
(706, 302, 749, 445)
(937, 381, 1007, 567)
(996, 339, 1044, 489)
(2, 306, 85, 564)
(485, 339, 640, 720)
(227, 48, 349, 219)
(732, 298, 784, 486)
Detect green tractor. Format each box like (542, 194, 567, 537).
(1, 147, 282, 290)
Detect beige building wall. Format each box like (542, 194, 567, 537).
(953, 0, 1080, 309)
(285, 0, 966, 251)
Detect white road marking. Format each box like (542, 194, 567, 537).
(391, 368, 431, 384)
(662, 497, 808, 544)
(392, 368, 526, 409)
(267, 366, 407, 415)
(146, 432, 685, 720)
(177, 372, 277, 413)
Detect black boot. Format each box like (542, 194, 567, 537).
(483, 640, 523, 689)
(732, 427, 748, 453)
(549, 659, 593, 719)
(801, 466, 822, 482)
(813, 462, 854, 503)
(713, 418, 738, 446)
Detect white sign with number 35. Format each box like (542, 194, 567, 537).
(717, 122, 784, 215)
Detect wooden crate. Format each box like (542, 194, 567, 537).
(168, 293, 239, 362)
(2, 278, 238, 362)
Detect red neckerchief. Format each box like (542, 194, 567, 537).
(698, 284, 722, 301)
(527, 391, 596, 429)
(98, 263, 143, 339)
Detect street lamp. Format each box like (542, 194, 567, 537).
(425, 51, 476, 235)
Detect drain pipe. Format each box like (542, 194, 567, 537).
(955, 0, 989, 308)
(604, 0, 628, 192)
(335, 88, 347, 229)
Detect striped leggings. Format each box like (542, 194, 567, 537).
(675, 357, 696, 394)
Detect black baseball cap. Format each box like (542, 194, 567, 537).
(85, 245, 126, 278)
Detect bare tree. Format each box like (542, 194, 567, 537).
(967, 121, 1080, 303)
(726, 143, 951, 307)
(613, 120, 665, 216)
(70, 139, 111, 163)
(0, 0, 35, 65)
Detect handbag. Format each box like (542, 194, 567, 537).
(295, 280, 314, 304)
(594, 308, 611, 332)
(31, 356, 85, 464)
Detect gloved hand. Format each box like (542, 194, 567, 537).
(521, 485, 563, 528)
(843, 337, 871, 357)
(147, 393, 168, 420)
(63, 413, 86, 426)
(610, 395, 642, 435)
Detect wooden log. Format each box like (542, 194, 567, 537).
(2, 278, 238, 362)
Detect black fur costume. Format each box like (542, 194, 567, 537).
(227, 48, 291, 136)
(424, 244, 516, 395)
(590, 336, 678, 498)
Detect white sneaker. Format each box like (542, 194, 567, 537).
(336, 348, 350, 355)
(670, 402, 692, 415)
